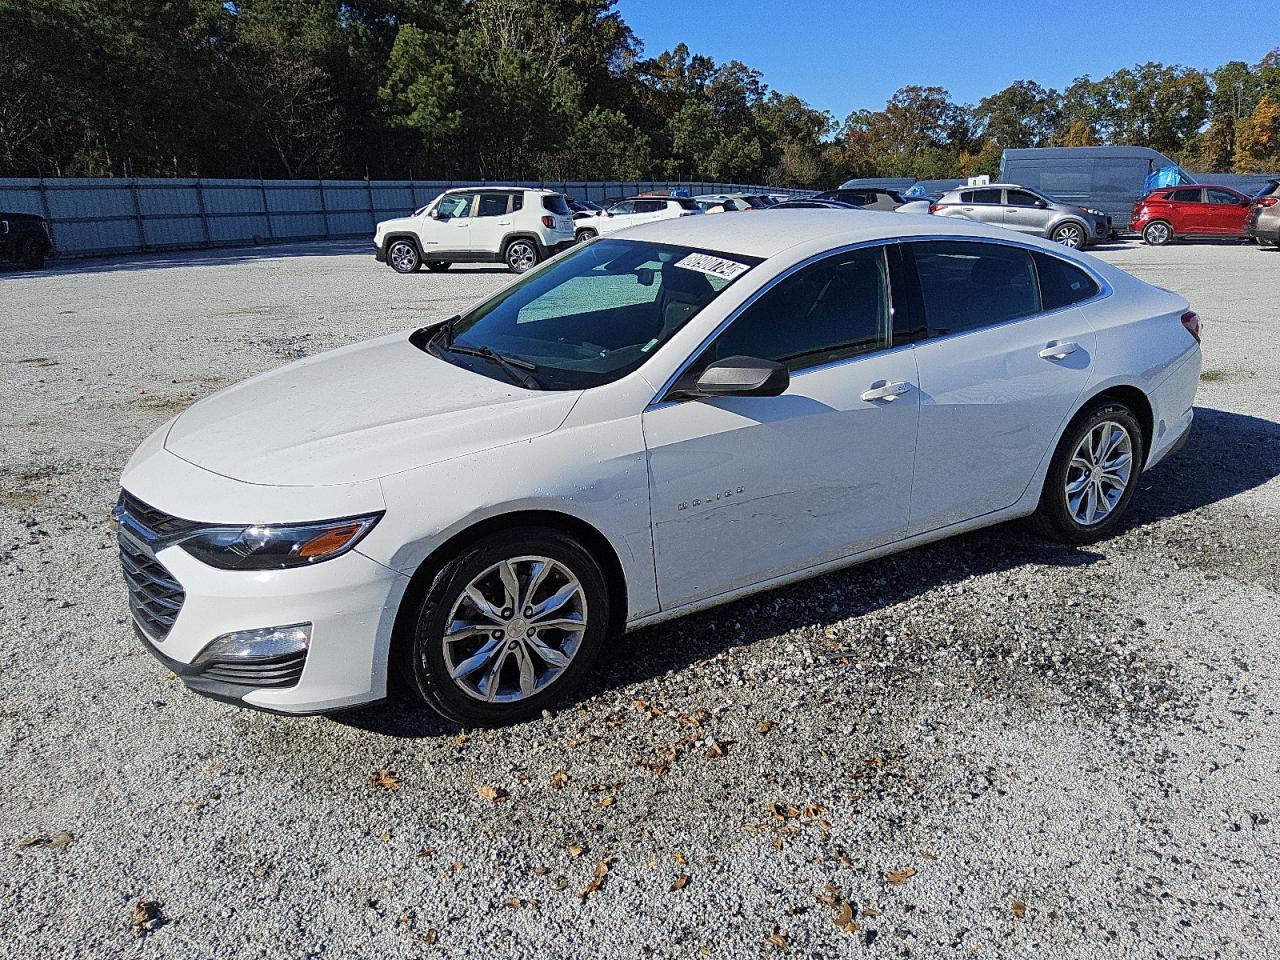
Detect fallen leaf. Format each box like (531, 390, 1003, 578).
(550, 770, 569, 790)
(476, 784, 508, 802)
(704, 740, 728, 759)
(756, 720, 773, 734)
(862, 906, 881, 918)
(368, 769, 400, 791)
(421, 928, 439, 945)
(593, 856, 614, 879)
(594, 795, 615, 808)
(835, 901, 861, 933)
(885, 867, 916, 885)
(568, 844, 587, 858)
(533, 865, 550, 875)
(130, 900, 164, 938)
(673, 850, 687, 866)
(815, 884, 842, 907)
(670, 874, 690, 891)
(578, 876, 604, 899)
(764, 928, 789, 950)
(1011, 900, 1026, 919)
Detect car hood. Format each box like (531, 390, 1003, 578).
(164, 331, 580, 486)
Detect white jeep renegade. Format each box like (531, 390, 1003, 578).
(375, 187, 576, 274)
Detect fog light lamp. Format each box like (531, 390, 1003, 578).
(195, 623, 312, 664)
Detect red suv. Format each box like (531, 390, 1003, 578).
(1130, 184, 1254, 245)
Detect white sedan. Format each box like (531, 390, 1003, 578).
(115, 212, 1201, 726)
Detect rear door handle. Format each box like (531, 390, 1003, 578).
(498, 220, 512, 225)
(860, 380, 912, 402)
(1038, 341, 1079, 361)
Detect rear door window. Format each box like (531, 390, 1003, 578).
(909, 241, 1040, 337)
(476, 193, 511, 217)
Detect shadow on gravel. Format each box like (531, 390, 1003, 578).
(337, 405, 1279, 738)
(0, 240, 368, 277)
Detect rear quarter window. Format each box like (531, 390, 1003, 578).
(541, 194, 571, 215)
(1034, 252, 1100, 311)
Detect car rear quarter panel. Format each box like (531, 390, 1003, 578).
(1076, 265, 1199, 459)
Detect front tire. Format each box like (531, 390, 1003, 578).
(387, 239, 421, 273)
(1033, 401, 1144, 545)
(400, 528, 611, 727)
(18, 237, 47, 269)
(504, 238, 540, 274)
(1051, 222, 1086, 249)
(1142, 221, 1173, 246)
(575, 227, 598, 243)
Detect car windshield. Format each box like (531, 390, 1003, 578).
(423, 239, 761, 390)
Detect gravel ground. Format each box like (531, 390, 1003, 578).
(1, 238, 1278, 959)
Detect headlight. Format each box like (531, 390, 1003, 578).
(178, 514, 382, 571)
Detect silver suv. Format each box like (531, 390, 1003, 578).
(931, 184, 1111, 249)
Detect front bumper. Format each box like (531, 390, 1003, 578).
(128, 534, 408, 713)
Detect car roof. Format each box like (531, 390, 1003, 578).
(442, 186, 554, 194)
(614, 209, 1058, 259)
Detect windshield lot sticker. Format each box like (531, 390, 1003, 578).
(675, 253, 749, 280)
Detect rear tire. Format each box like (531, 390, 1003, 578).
(1142, 221, 1173, 246)
(18, 237, 47, 269)
(1032, 401, 1144, 545)
(425, 260, 451, 272)
(504, 238, 540, 274)
(398, 528, 611, 727)
(387, 239, 421, 273)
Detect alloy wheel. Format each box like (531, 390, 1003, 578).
(1144, 222, 1171, 245)
(440, 556, 588, 703)
(389, 240, 418, 272)
(507, 241, 537, 272)
(1054, 224, 1084, 248)
(1064, 420, 1133, 526)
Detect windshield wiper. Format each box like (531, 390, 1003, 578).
(443, 342, 541, 389)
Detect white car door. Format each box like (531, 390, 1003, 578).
(468, 191, 515, 256)
(904, 240, 1100, 533)
(643, 245, 920, 609)
(598, 201, 637, 235)
(422, 192, 476, 256)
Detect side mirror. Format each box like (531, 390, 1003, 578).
(674, 356, 789, 400)
(428, 208, 441, 220)
(1035, 200, 1049, 209)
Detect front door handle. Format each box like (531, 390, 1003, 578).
(1038, 341, 1079, 361)
(498, 220, 512, 226)
(860, 380, 912, 402)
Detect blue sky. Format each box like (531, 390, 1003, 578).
(619, 0, 1278, 120)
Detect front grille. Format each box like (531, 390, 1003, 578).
(119, 531, 185, 640)
(116, 491, 192, 641)
(199, 652, 306, 688)
(117, 490, 203, 538)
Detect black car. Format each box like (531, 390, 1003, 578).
(814, 188, 906, 211)
(768, 198, 860, 210)
(1, 212, 53, 269)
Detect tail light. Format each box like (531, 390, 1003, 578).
(541, 215, 555, 228)
(1258, 197, 1278, 208)
(1181, 310, 1201, 343)
(929, 203, 943, 214)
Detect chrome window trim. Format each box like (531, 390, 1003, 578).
(647, 234, 1112, 408)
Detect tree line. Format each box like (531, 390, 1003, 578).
(2, 1, 1278, 186)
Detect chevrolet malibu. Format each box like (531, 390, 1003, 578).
(114, 212, 1201, 726)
